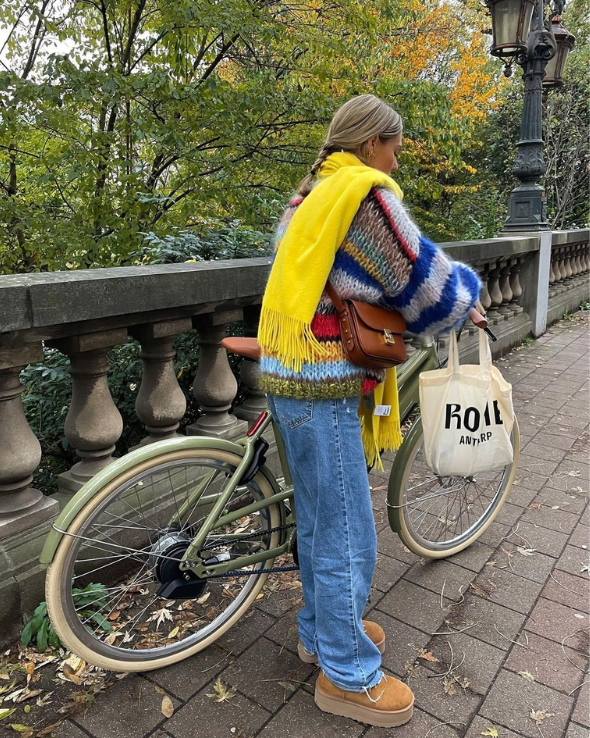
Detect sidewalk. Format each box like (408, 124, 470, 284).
(57, 313, 589, 738)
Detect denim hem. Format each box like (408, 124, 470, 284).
(327, 669, 384, 693)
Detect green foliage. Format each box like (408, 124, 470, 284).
(21, 583, 112, 652)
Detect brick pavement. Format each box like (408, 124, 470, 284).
(57, 313, 589, 738)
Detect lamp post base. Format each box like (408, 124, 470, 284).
(502, 181, 550, 232)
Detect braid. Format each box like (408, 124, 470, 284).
(297, 144, 337, 196)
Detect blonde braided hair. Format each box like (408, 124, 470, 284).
(297, 94, 403, 196)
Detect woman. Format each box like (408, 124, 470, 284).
(257, 94, 481, 728)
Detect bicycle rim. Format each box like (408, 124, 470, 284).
(46, 449, 281, 670)
(395, 420, 519, 557)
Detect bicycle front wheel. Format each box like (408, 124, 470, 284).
(46, 448, 282, 672)
(389, 418, 520, 558)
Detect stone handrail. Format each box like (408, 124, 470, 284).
(0, 230, 588, 645)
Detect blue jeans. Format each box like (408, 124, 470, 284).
(266, 394, 383, 691)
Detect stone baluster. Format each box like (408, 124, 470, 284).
(563, 245, 574, 287)
(129, 319, 191, 445)
(233, 305, 268, 422)
(570, 245, 580, 279)
(477, 261, 492, 315)
(509, 256, 524, 315)
(556, 248, 567, 291)
(584, 245, 590, 272)
(0, 346, 59, 538)
(497, 259, 513, 320)
(486, 260, 503, 324)
(548, 250, 557, 295)
(49, 330, 126, 495)
(186, 310, 248, 439)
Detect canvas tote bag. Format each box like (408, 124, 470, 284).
(419, 330, 515, 477)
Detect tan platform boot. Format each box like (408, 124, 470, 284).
(314, 671, 414, 727)
(297, 620, 386, 664)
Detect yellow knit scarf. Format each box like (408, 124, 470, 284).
(258, 152, 404, 470)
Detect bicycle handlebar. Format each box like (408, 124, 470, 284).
(468, 307, 488, 329)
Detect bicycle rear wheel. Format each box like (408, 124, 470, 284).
(46, 448, 282, 671)
(389, 418, 519, 558)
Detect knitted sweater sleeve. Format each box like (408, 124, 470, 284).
(365, 187, 482, 336)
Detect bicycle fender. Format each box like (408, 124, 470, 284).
(387, 416, 423, 533)
(39, 436, 250, 566)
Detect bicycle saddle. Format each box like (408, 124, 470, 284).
(221, 337, 261, 362)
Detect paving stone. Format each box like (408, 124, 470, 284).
(535, 431, 578, 450)
(478, 521, 512, 548)
(256, 687, 364, 738)
(166, 685, 270, 737)
(464, 715, 526, 738)
(514, 468, 551, 493)
(504, 631, 588, 694)
(494, 501, 524, 528)
(372, 553, 410, 593)
(219, 636, 315, 712)
(493, 541, 556, 584)
(405, 560, 476, 603)
(76, 676, 180, 738)
(424, 632, 505, 695)
(507, 483, 539, 508)
(480, 669, 573, 738)
(473, 567, 544, 614)
(524, 442, 568, 464)
(146, 644, 232, 701)
(265, 608, 300, 655)
(377, 529, 420, 565)
(447, 541, 495, 573)
(556, 544, 590, 579)
(218, 607, 277, 655)
(54, 722, 89, 738)
(541, 569, 589, 612)
(504, 520, 569, 558)
(525, 598, 588, 651)
(533, 488, 588, 515)
(368, 610, 430, 678)
(406, 664, 482, 727)
(518, 454, 561, 479)
(572, 676, 590, 727)
(365, 707, 461, 737)
(444, 594, 527, 651)
(376, 580, 446, 634)
(521, 501, 579, 535)
(255, 588, 303, 618)
(569, 522, 590, 549)
(566, 722, 589, 738)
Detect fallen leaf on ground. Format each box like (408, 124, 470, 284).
(161, 695, 174, 718)
(206, 678, 235, 703)
(516, 547, 536, 557)
(480, 728, 499, 737)
(9, 725, 33, 737)
(518, 670, 535, 682)
(0, 708, 16, 721)
(14, 689, 42, 704)
(417, 649, 439, 662)
(530, 708, 555, 725)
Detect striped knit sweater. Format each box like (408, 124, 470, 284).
(259, 186, 481, 400)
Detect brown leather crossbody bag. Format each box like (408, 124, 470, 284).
(325, 281, 408, 369)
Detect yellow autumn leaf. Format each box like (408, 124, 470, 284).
(168, 627, 179, 639)
(480, 728, 499, 737)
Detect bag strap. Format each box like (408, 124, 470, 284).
(448, 330, 461, 373)
(325, 280, 346, 313)
(478, 328, 493, 369)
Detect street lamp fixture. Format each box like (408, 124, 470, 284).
(484, 0, 575, 231)
(543, 14, 576, 89)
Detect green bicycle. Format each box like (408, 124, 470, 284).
(41, 328, 519, 672)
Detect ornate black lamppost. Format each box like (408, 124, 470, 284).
(485, 0, 575, 231)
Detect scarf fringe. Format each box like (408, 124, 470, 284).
(258, 305, 329, 372)
(359, 412, 403, 472)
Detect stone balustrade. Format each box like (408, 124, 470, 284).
(0, 230, 588, 644)
(547, 231, 590, 324)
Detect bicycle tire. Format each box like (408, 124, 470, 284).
(388, 418, 520, 558)
(46, 447, 282, 672)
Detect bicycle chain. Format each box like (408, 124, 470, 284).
(196, 521, 299, 579)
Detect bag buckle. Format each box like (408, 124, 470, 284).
(383, 330, 396, 345)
